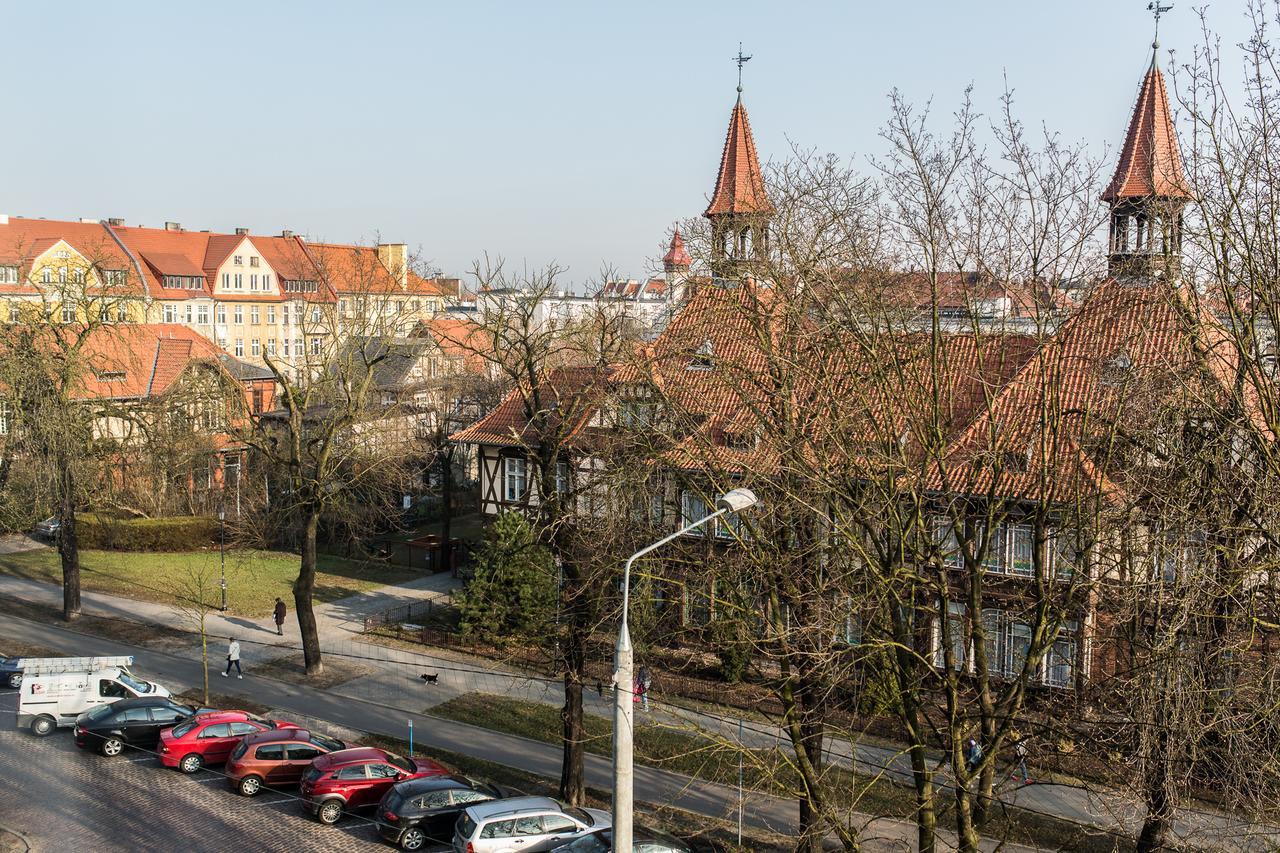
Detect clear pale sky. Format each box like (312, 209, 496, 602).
(0, 1, 1253, 285)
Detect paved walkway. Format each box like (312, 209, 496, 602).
(0, 570, 1272, 850)
(0, 612, 1030, 853)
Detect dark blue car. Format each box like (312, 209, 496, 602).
(0, 656, 24, 689)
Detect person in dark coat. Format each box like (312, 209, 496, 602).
(272, 598, 287, 636)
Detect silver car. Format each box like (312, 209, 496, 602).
(453, 796, 610, 853)
(33, 517, 60, 539)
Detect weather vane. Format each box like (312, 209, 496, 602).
(733, 42, 752, 94)
(1148, 2, 1173, 50)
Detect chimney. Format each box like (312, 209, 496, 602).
(280, 230, 293, 238)
(164, 221, 182, 232)
(107, 218, 125, 227)
(235, 227, 249, 236)
(79, 218, 98, 224)
(377, 243, 408, 289)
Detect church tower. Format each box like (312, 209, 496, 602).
(1102, 42, 1191, 281)
(705, 84, 773, 280)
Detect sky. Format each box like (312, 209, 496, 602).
(0, 1, 1257, 287)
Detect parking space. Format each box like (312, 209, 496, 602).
(0, 694, 455, 852)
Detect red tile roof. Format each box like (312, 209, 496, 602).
(419, 316, 492, 375)
(67, 324, 235, 400)
(0, 218, 141, 295)
(450, 365, 613, 447)
(663, 230, 692, 268)
(704, 98, 773, 217)
(1101, 57, 1190, 201)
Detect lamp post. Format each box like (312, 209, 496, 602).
(612, 487, 758, 851)
(218, 509, 228, 612)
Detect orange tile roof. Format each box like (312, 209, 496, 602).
(1101, 57, 1190, 201)
(54, 323, 234, 400)
(663, 230, 692, 268)
(450, 366, 613, 447)
(0, 218, 142, 296)
(419, 316, 492, 375)
(704, 97, 773, 217)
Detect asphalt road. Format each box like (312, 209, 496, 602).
(0, 690, 454, 853)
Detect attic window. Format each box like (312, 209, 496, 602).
(95, 370, 126, 383)
(0, 266, 18, 285)
(688, 340, 714, 371)
(1101, 350, 1133, 387)
(724, 430, 757, 451)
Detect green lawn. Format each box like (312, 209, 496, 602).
(426, 693, 1133, 853)
(0, 547, 419, 617)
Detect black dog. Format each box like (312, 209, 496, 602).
(420, 673, 439, 685)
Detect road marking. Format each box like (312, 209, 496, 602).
(192, 776, 227, 783)
(256, 797, 291, 805)
(126, 756, 154, 763)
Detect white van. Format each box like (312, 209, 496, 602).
(16, 656, 170, 736)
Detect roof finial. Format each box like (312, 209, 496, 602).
(1148, 2, 1172, 62)
(733, 42, 752, 97)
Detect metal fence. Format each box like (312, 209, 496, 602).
(361, 599, 441, 633)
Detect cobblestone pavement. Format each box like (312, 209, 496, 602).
(0, 693, 452, 853)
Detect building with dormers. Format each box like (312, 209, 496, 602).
(453, 41, 1244, 697)
(0, 218, 459, 372)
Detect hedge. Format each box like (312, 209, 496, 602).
(77, 515, 219, 552)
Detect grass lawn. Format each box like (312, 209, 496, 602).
(427, 693, 1134, 853)
(0, 547, 419, 617)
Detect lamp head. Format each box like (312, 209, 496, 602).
(716, 488, 759, 514)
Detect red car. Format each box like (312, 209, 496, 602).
(159, 710, 298, 773)
(299, 747, 449, 825)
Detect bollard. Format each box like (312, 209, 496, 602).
(408, 719, 414, 757)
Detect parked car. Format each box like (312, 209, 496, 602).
(300, 747, 449, 825)
(0, 655, 24, 689)
(548, 826, 692, 853)
(225, 727, 347, 796)
(452, 797, 611, 853)
(158, 710, 297, 773)
(376, 775, 519, 850)
(73, 697, 205, 756)
(33, 517, 60, 539)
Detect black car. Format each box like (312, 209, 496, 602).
(549, 826, 693, 853)
(73, 697, 207, 757)
(0, 655, 23, 689)
(376, 775, 518, 850)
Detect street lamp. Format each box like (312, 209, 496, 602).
(612, 487, 758, 851)
(218, 509, 228, 612)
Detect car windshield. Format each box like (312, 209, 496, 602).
(302, 767, 323, 786)
(456, 815, 477, 839)
(386, 752, 415, 773)
(564, 806, 593, 826)
(247, 715, 272, 728)
(312, 735, 343, 752)
(170, 720, 198, 738)
(84, 704, 114, 722)
(116, 672, 151, 694)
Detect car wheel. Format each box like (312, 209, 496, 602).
(30, 716, 55, 737)
(6, 672, 20, 689)
(179, 753, 204, 774)
(400, 827, 427, 851)
(238, 775, 263, 797)
(100, 737, 125, 757)
(316, 800, 344, 825)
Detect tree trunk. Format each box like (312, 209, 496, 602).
(295, 508, 324, 675)
(559, 631, 586, 804)
(954, 783, 981, 853)
(1137, 769, 1173, 852)
(58, 458, 81, 621)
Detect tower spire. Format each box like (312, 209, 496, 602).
(733, 43, 752, 98)
(1103, 21, 1190, 280)
(704, 73, 773, 279)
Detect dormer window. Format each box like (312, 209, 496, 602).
(688, 340, 714, 371)
(94, 370, 126, 383)
(1101, 350, 1133, 387)
(724, 430, 757, 451)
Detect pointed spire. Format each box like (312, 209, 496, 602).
(704, 98, 773, 218)
(662, 229, 691, 271)
(1101, 56, 1190, 202)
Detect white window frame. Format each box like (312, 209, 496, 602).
(503, 457, 527, 502)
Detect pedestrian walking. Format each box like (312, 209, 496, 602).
(272, 597, 287, 636)
(222, 638, 242, 679)
(964, 737, 982, 773)
(638, 665, 652, 713)
(1013, 736, 1031, 785)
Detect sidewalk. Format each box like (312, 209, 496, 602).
(0, 610, 1034, 853)
(0, 571, 1270, 850)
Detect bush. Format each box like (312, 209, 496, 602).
(708, 618, 752, 684)
(77, 515, 218, 551)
